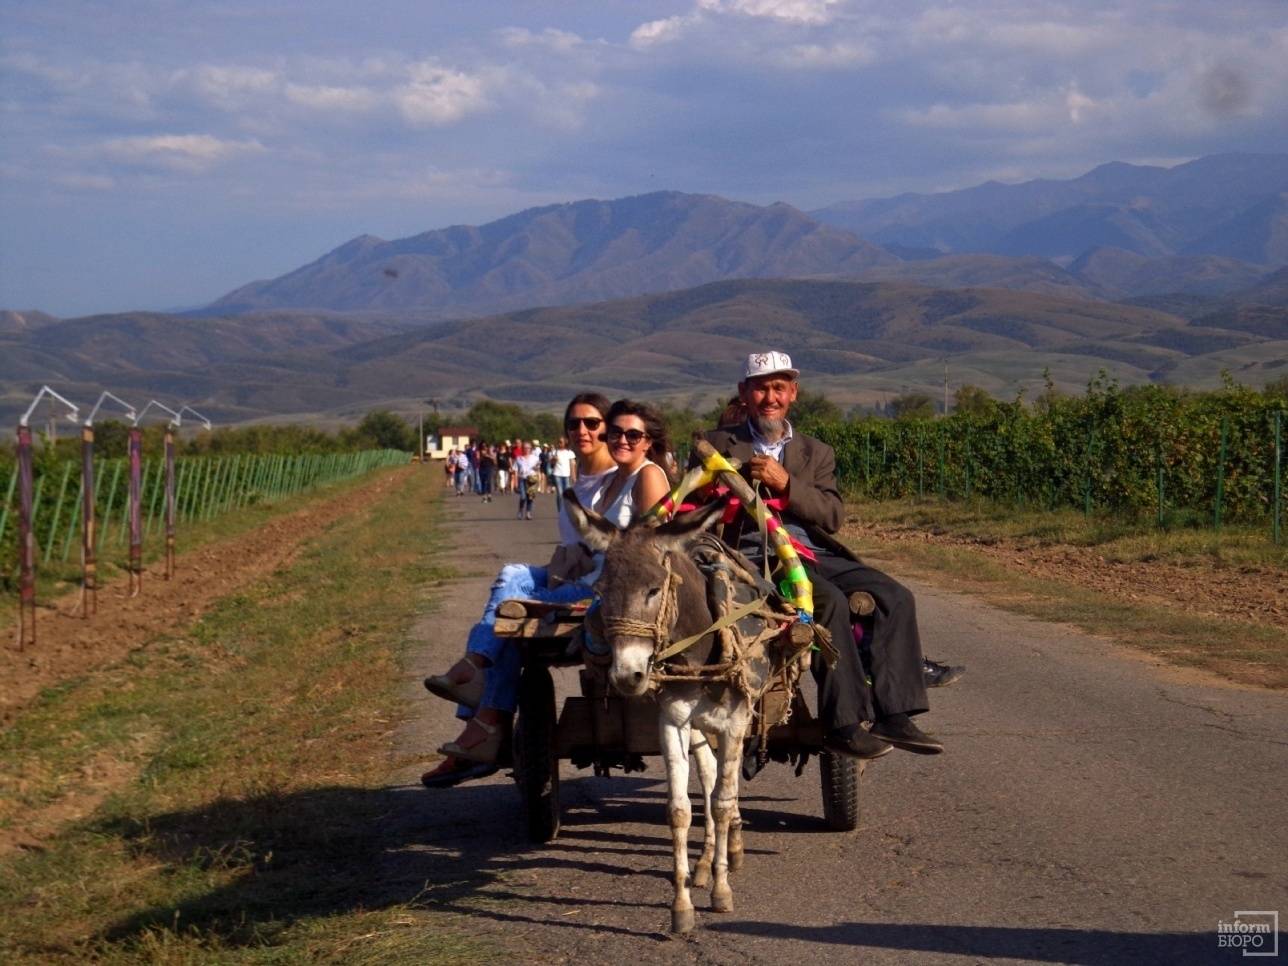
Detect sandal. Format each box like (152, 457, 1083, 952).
(424, 657, 485, 708)
(421, 755, 499, 788)
(438, 717, 504, 764)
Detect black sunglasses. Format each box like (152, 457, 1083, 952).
(606, 426, 648, 444)
(565, 416, 603, 431)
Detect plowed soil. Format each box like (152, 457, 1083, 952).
(1, 469, 405, 726)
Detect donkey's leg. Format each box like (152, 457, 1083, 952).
(660, 714, 696, 934)
(691, 731, 717, 889)
(709, 728, 743, 913)
(728, 797, 745, 873)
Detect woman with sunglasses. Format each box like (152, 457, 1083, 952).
(594, 399, 672, 528)
(422, 393, 621, 786)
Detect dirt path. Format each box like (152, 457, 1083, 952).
(0, 468, 407, 725)
(389, 487, 1288, 965)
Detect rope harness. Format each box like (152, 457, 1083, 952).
(600, 552, 684, 654)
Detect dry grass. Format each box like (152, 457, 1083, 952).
(0, 467, 494, 963)
(843, 496, 1288, 688)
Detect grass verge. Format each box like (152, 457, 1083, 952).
(0, 466, 494, 963)
(843, 497, 1288, 688)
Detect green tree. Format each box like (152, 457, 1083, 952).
(953, 384, 996, 416)
(465, 400, 531, 443)
(791, 389, 843, 429)
(662, 406, 707, 451)
(890, 392, 935, 421)
(355, 410, 414, 451)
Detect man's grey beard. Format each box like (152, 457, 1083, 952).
(750, 411, 786, 442)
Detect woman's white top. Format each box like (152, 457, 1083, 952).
(599, 460, 658, 530)
(557, 468, 615, 547)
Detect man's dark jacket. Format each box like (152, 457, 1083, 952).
(697, 423, 860, 564)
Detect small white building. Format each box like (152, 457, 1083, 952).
(427, 425, 479, 459)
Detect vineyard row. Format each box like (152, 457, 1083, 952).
(1, 448, 407, 571)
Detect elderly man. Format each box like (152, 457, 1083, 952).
(696, 351, 943, 760)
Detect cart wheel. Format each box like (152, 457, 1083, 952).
(515, 663, 560, 842)
(820, 751, 862, 831)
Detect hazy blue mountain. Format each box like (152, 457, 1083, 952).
(1182, 193, 1288, 265)
(209, 192, 896, 317)
(1069, 248, 1270, 299)
(812, 153, 1288, 265)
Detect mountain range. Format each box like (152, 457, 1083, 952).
(204, 154, 1288, 322)
(3, 153, 1286, 426)
(211, 193, 896, 318)
(811, 153, 1288, 265)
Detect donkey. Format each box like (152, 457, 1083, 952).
(568, 494, 784, 934)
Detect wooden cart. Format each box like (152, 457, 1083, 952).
(494, 598, 864, 843)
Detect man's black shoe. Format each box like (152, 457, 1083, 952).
(923, 658, 966, 688)
(870, 713, 944, 755)
(824, 725, 893, 760)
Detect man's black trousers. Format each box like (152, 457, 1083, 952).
(806, 551, 930, 727)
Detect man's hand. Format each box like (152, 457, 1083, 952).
(748, 454, 790, 495)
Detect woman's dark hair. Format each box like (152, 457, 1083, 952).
(606, 398, 674, 480)
(564, 392, 612, 426)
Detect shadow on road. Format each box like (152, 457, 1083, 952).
(707, 920, 1227, 964)
(92, 771, 809, 947)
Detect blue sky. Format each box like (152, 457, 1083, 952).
(2, 0, 1286, 316)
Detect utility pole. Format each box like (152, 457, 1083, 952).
(943, 359, 949, 416)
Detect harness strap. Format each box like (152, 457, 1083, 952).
(654, 596, 772, 663)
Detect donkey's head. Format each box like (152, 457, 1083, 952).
(566, 493, 725, 697)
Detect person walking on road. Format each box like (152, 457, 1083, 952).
(550, 436, 576, 512)
(477, 444, 496, 503)
(515, 443, 540, 520)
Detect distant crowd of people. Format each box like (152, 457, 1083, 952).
(443, 438, 578, 518)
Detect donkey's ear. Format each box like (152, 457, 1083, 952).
(653, 499, 725, 547)
(565, 489, 618, 553)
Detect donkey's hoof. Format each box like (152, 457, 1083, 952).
(672, 907, 696, 934)
(711, 887, 734, 913)
(693, 861, 712, 889)
(728, 850, 744, 873)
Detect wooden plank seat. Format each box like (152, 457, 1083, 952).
(493, 597, 590, 667)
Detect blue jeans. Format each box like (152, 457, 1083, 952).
(552, 475, 570, 512)
(460, 563, 593, 717)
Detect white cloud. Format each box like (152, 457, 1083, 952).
(54, 173, 116, 191)
(284, 83, 378, 113)
(498, 27, 584, 51)
(178, 65, 279, 109)
(775, 40, 874, 68)
(698, 0, 842, 25)
(629, 15, 696, 48)
(394, 62, 491, 126)
(1065, 86, 1095, 124)
(96, 134, 266, 172)
(632, 0, 843, 48)
(901, 98, 1062, 134)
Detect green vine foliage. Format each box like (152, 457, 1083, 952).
(805, 379, 1287, 527)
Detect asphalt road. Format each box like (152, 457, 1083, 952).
(391, 482, 1288, 966)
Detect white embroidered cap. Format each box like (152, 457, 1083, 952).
(742, 350, 799, 381)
